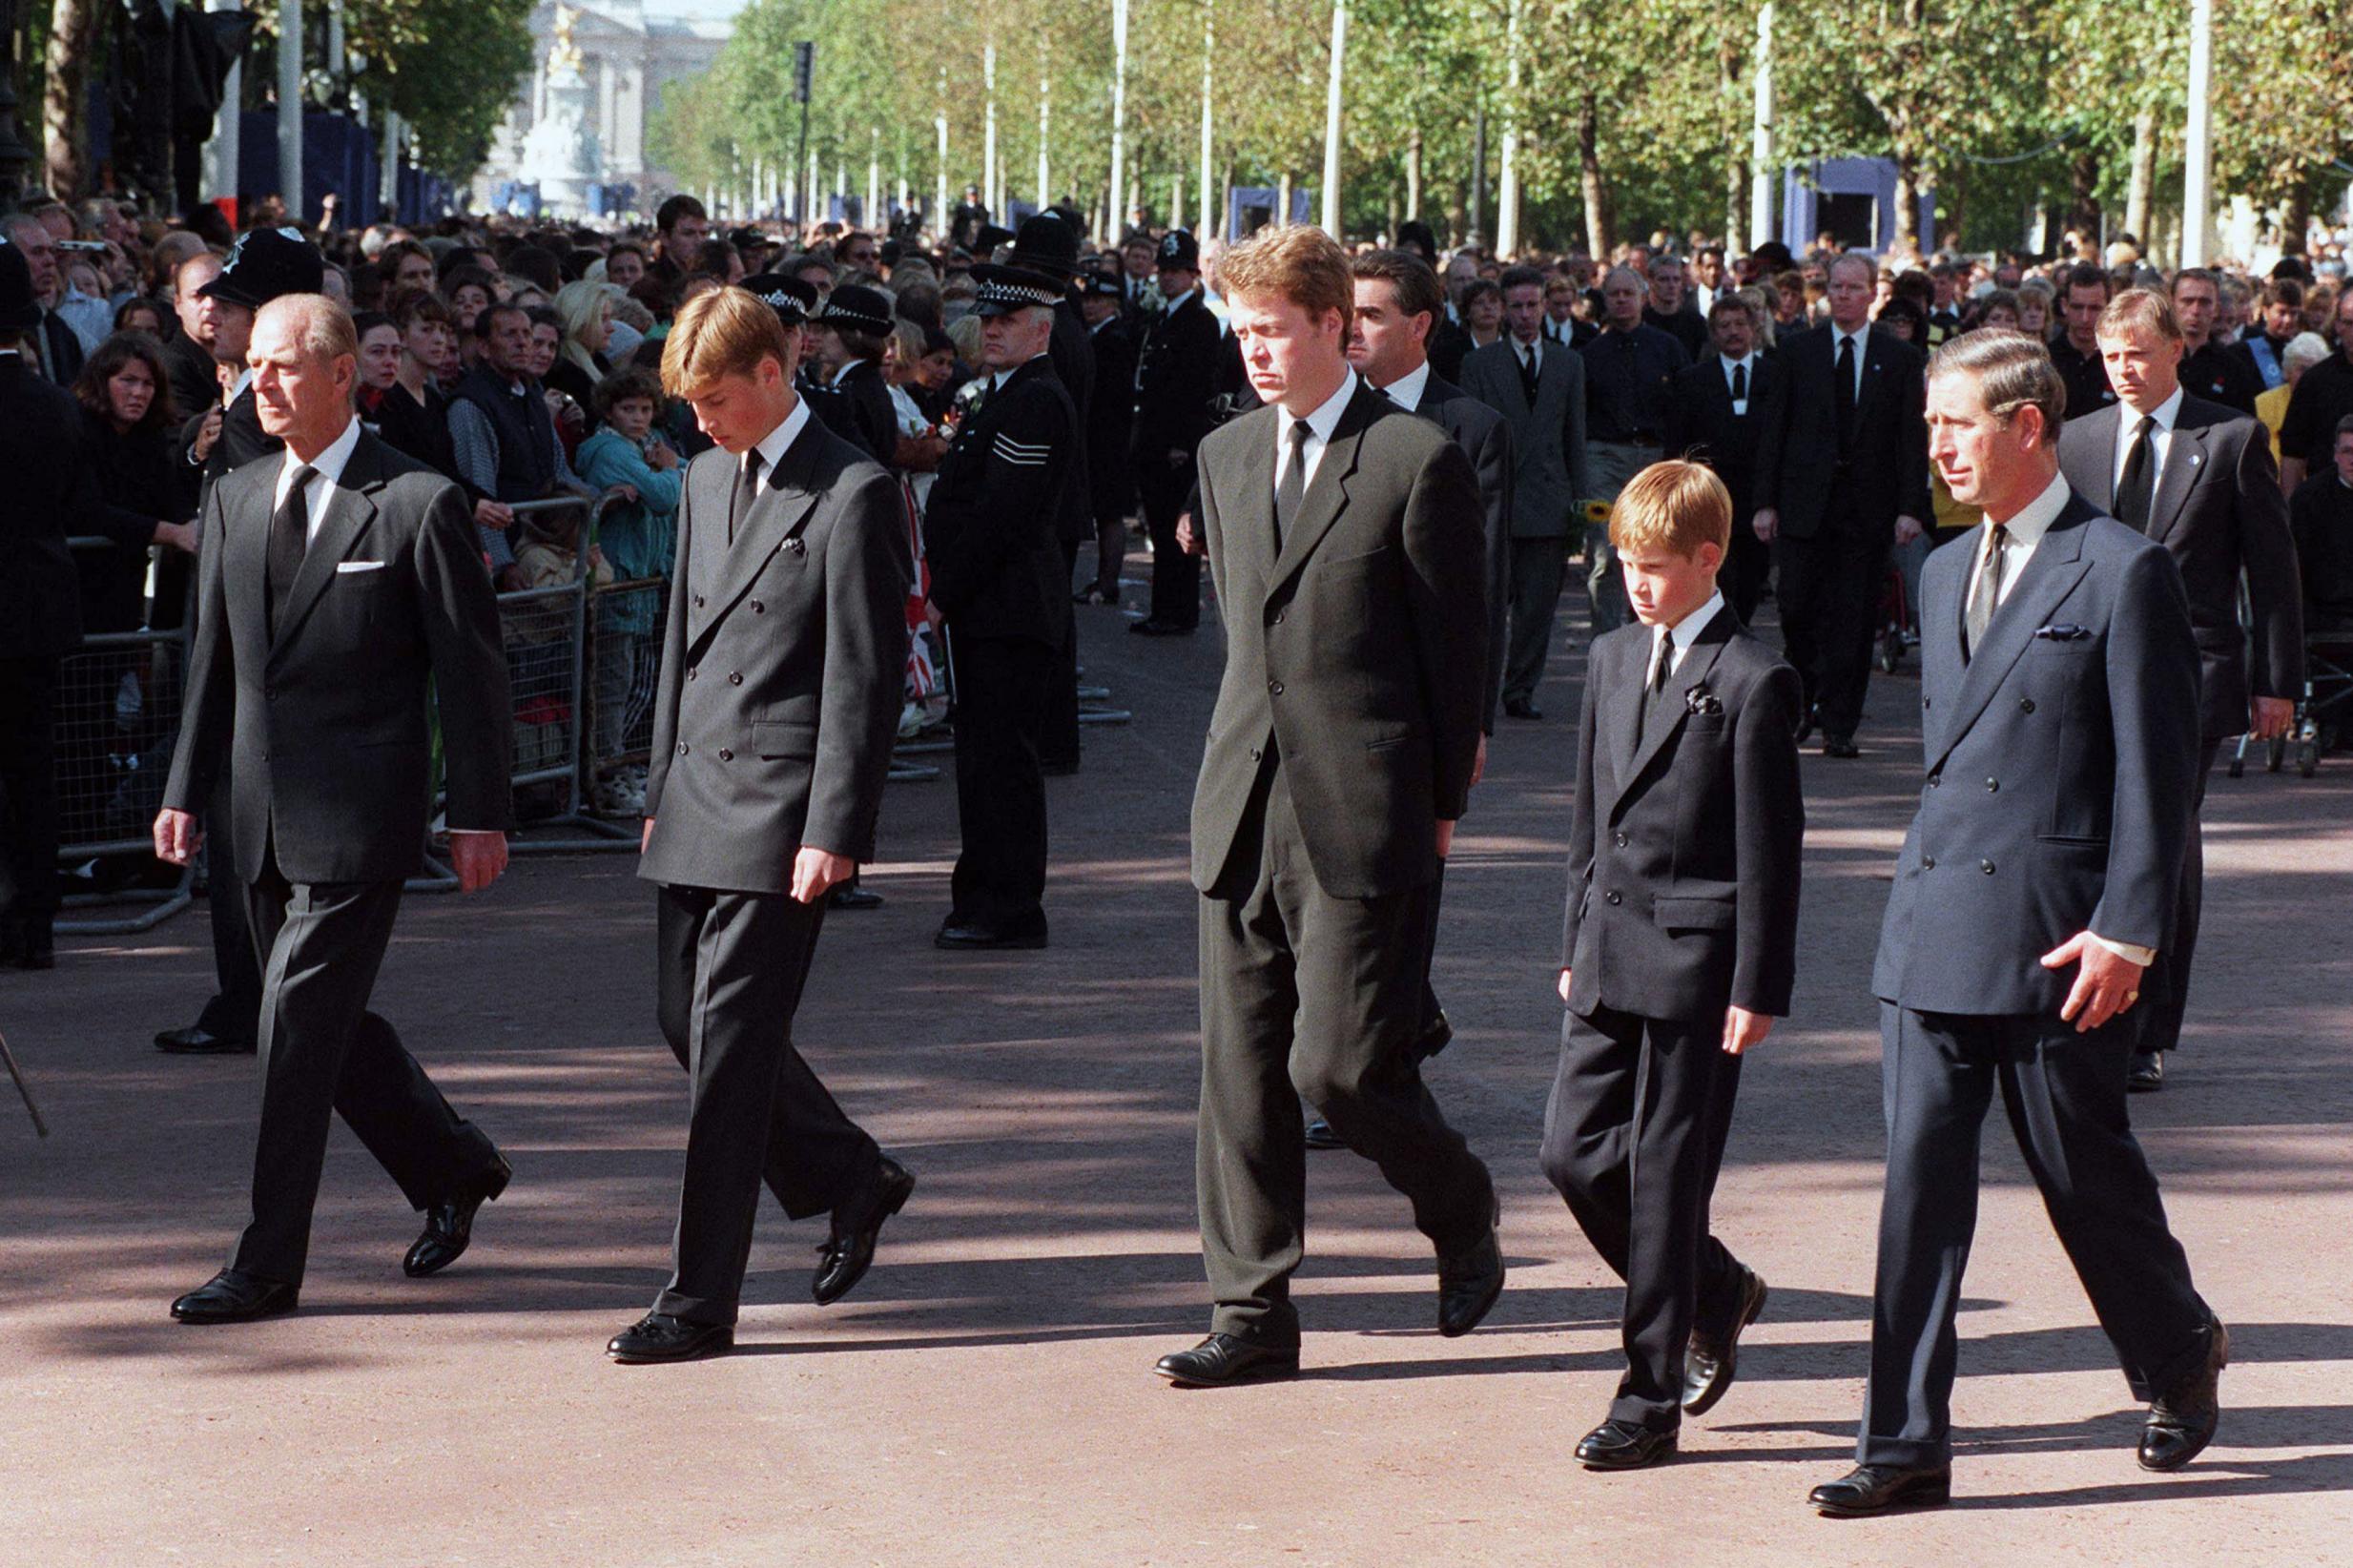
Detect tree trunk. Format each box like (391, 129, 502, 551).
(2125, 106, 2157, 244)
(1891, 154, 1920, 253)
(1719, 30, 1744, 255)
(1578, 91, 1612, 258)
(1468, 103, 1485, 242)
(2279, 192, 2309, 256)
(44, 0, 97, 199)
(1405, 125, 1422, 219)
(2067, 147, 2101, 243)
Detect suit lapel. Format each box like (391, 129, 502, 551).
(1264, 384, 1379, 599)
(2146, 421, 2207, 544)
(1856, 330, 1889, 426)
(691, 423, 825, 646)
(1931, 506, 2094, 770)
(1613, 615, 1734, 816)
(1222, 406, 1279, 601)
(267, 435, 385, 659)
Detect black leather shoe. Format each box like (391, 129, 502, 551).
(1128, 618, 1195, 637)
(1413, 1010, 1454, 1063)
(1436, 1222, 1505, 1338)
(814, 1156, 916, 1306)
(934, 920, 1048, 951)
(2128, 1051, 2165, 1093)
(1794, 714, 1816, 746)
(402, 1155, 512, 1277)
(1683, 1266, 1769, 1416)
(2140, 1320, 2228, 1472)
(828, 883, 885, 911)
(1154, 1333, 1300, 1387)
(1808, 1463, 1952, 1516)
(1576, 1418, 1679, 1471)
(155, 1025, 257, 1055)
(607, 1312, 733, 1364)
(1822, 735, 1861, 759)
(1303, 1115, 1345, 1151)
(172, 1269, 299, 1324)
(1502, 697, 1542, 720)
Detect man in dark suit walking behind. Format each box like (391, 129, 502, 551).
(1155, 227, 1499, 1389)
(155, 294, 517, 1325)
(1810, 331, 2226, 1517)
(1546, 461, 1804, 1471)
(607, 286, 917, 1364)
(1752, 253, 1930, 757)
(1128, 231, 1225, 636)
(1663, 295, 1776, 623)
(2058, 289, 2301, 1093)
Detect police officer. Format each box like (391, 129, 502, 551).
(923, 264, 1079, 950)
(1128, 231, 1223, 636)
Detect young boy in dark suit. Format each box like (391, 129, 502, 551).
(1543, 459, 1806, 1469)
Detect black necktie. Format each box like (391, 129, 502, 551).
(731, 449, 765, 544)
(2114, 414, 2157, 533)
(1518, 344, 1539, 406)
(267, 464, 317, 639)
(1273, 419, 1311, 550)
(1634, 632, 1671, 745)
(1730, 361, 1748, 403)
(1833, 335, 1858, 454)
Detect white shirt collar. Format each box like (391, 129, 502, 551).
(1987, 470, 2072, 549)
(1721, 350, 1755, 375)
(227, 366, 254, 402)
(276, 416, 365, 540)
(1274, 369, 1359, 492)
(2133, 383, 2185, 433)
(749, 394, 813, 477)
(1653, 589, 1726, 672)
(1377, 360, 1433, 412)
(1512, 332, 1542, 362)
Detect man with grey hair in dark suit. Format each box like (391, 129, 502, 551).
(608, 284, 915, 1365)
(1810, 330, 2225, 1518)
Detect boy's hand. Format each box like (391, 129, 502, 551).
(1723, 1006, 1773, 1055)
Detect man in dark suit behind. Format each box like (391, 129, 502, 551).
(1752, 252, 1930, 757)
(1155, 226, 1499, 1390)
(1664, 295, 1776, 623)
(2057, 288, 2302, 1092)
(1810, 332, 2224, 1518)
(1128, 231, 1223, 635)
(1078, 268, 1138, 604)
(607, 285, 917, 1364)
(156, 294, 517, 1325)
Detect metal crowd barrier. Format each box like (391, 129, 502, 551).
(52, 540, 194, 936)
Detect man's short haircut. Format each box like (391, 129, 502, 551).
(655, 194, 707, 234)
(476, 300, 529, 338)
(2260, 277, 2304, 311)
(592, 363, 665, 418)
(1351, 250, 1445, 325)
(1497, 263, 1546, 296)
(661, 284, 794, 397)
(2170, 267, 2220, 299)
(2096, 287, 2183, 344)
(258, 294, 360, 367)
(2333, 412, 2353, 444)
(1609, 460, 1732, 558)
(1929, 329, 2067, 430)
(1827, 252, 1876, 287)
(1645, 253, 1685, 276)
(1707, 293, 1755, 323)
(1603, 263, 1649, 294)
(1212, 224, 1354, 331)
(2062, 261, 2110, 299)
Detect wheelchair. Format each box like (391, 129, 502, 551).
(2229, 621, 2353, 778)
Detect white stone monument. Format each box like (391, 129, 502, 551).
(519, 5, 605, 215)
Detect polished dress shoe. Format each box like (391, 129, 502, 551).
(2140, 1320, 2228, 1471)
(1414, 1010, 1455, 1063)
(1154, 1332, 1300, 1387)
(607, 1312, 733, 1364)
(1683, 1266, 1769, 1416)
(814, 1156, 916, 1306)
(934, 920, 1048, 951)
(828, 882, 885, 911)
(172, 1269, 299, 1324)
(1502, 696, 1542, 721)
(1822, 735, 1861, 759)
(155, 1025, 257, 1055)
(1793, 714, 1816, 747)
(1302, 1114, 1345, 1151)
(1807, 1463, 1951, 1517)
(1576, 1418, 1679, 1471)
(1128, 618, 1195, 637)
(2127, 1051, 2166, 1093)
(402, 1154, 512, 1277)
(1436, 1223, 1505, 1338)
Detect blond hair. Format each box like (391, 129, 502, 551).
(1213, 224, 1353, 332)
(1609, 460, 1732, 558)
(2096, 286, 2182, 344)
(661, 284, 793, 397)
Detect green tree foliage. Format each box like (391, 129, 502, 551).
(347, 0, 540, 175)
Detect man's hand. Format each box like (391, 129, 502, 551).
(641, 816, 654, 854)
(648, 441, 680, 471)
(154, 520, 197, 554)
(1557, 967, 1573, 1005)
(1723, 1006, 1774, 1056)
(1175, 513, 1200, 554)
(2041, 932, 2146, 1033)
(2251, 695, 2295, 741)
(474, 498, 514, 530)
(1751, 507, 1779, 545)
(1472, 733, 1489, 789)
(154, 807, 202, 865)
(450, 832, 508, 894)
(1166, 447, 1188, 469)
(1435, 818, 1456, 858)
(191, 406, 223, 464)
(1893, 514, 1927, 547)
(791, 847, 856, 904)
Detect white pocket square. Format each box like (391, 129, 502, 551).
(335, 560, 386, 573)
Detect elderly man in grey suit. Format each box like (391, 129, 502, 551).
(2056, 287, 2303, 1093)
(1154, 226, 1499, 1390)
(1461, 264, 1589, 719)
(607, 285, 916, 1365)
(156, 294, 516, 1325)
(1810, 331, 2225, 1518)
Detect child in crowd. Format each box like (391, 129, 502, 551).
(576, 366, 685, 815)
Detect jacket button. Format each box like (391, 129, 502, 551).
(1985, 777, 1998, 793)
(1272, 611, 1285, 625)
(718, 748, 733, 761)
(1249, 748, 1262, 762)
(692, 594, 706, 608)
(686, 667, 697, 681)
(2019, 698, 2035, 713)
(1613, 832, 1629, 847)
(750, 600, 765, 613)
(1922, 696, 1931, 710)
(1922, 856, 1936, 870)
(1928, 773, 1940, 788)
(1268, 679, 1283, 695)
(728, 671, 743, 685)
(1980, 858, 1995, 874)
(676, 742, 689, 755)
(1605, 891, 1622, 906)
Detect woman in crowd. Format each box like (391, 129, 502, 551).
(547, 279, 614, 417)
(2260, 333, 2332, 464)
(372, 290, 464, 483)
(113, 296, 166, 338)
(1965, 287, 2022, 333)
(2015, 277, 2055, 340)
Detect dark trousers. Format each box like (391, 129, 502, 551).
(2138, 737, 2222, 1057)
(1773, 523, 1886, 739)
(1860, 1003, 2214, 1469)
(651, 883, 879, 1325)
(0, 655, 60, 921)
(1539, 1004, 1747, 1430)
(1140, 465, 1201, 628)
(1091, 505, 1127, 596)
(948, 632, 1053, 933)
(1196, 760, 1494, 1345)
(1504, 537, 1568, 706)
(1042, 543, 1083, 770)
(1724, 526, 1770, 626)
(196, 774, 263, 1040)
(232, 858, 500, 1284)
